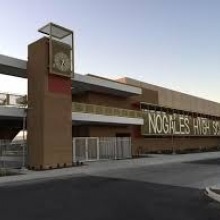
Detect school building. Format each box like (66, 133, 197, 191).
(0, 23, 220, 169)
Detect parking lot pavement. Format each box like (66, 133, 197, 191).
(1, 152, 220, 219)
(1, 151, 220, 187)
(0, 174, 220, 220)
(90, 160, 220, 189)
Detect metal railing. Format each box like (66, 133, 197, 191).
(72, 102, 143, 118)
(0, 92, 144, 120)
(0, 93, 27, 107)
(0, 93, 143, 119)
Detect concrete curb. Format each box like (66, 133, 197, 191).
(205, 187, 220, 203)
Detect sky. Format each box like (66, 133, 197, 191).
(0, 0, 220, 102)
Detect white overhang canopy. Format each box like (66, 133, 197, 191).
(72, 74, 142, 97)
(0, 54, 27, 78)
(0, 54, 142, 97)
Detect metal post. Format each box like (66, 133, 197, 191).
(97, 138, 100, 160)
(114, 138, 117, 160)
(73, 138, 76, 162)
(85, 138, 88, 161)
(172, 114, 175, 155)
(22, 109, 26, 169)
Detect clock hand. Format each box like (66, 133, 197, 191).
(61, 59, 66, 71)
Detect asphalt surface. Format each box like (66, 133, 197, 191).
(1, 158, 220, 220)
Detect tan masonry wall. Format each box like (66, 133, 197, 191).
(132, 137, 220, 155)
(73, 88, 158, 110)
(27, 37, 72, 169)
(89, 125, 132, 137)
(73, 92, 132, 109)
(74, 125, 220, 155)
(118, 77, 220, 116)
(72, 76, 220, 155)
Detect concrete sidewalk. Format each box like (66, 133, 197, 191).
(1, 151, 220, 187)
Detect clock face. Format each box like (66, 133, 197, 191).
(50, 40, 72, 77)
(53, 52, 71, 73)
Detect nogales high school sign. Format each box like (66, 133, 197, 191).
(141, 110, 220, 136)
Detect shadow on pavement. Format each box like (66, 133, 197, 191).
(184, 158, 220, 165)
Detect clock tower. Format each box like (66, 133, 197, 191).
(27, 23, 74, 169)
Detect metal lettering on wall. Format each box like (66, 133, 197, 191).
(141, 110, 220, 136)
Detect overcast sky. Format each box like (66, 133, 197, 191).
(0, 0, 220, 102)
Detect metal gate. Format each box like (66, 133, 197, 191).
(0, 139, 26, 168)
(73, 137, 131, 162)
